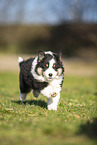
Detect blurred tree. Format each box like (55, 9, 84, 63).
(49, 0, 97, 23)
(0, 0, 97, 57)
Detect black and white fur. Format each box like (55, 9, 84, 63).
(18, 50, 64, 110)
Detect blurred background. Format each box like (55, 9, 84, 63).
(0, 1, 97, 145)
(0, 0, 97, 74)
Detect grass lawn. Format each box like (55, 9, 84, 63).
(0, 72, 97, 145)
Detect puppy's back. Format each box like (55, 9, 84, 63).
(19, 57, 34, 73)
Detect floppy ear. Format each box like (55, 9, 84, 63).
(53, 51, 62, 62)
(38, 50, 45, 62)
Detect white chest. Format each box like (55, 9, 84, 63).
(40, 78, 62, 98)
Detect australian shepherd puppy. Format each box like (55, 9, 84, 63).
(18, 50, 64, 110)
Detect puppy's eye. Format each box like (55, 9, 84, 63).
(46, 63, 49, 67)
(53, 64, 56, 68)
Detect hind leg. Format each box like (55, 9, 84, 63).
(20, 93, 27, 102)
(19, 74, 30, 102)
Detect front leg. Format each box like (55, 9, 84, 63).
(33, 90, 40, 98)
(47, 92, 60, 110)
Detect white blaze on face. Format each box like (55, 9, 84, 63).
(44, 58, 57, 81)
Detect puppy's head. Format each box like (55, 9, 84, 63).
(35, 50, 64, 81)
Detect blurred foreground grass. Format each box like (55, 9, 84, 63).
(0, 72, 97, 145)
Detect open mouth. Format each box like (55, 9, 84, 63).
(47, 77, 53, 80)
(48, 77, 52, 80)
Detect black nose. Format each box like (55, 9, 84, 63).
(49, 73, 53, 77)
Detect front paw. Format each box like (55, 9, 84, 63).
(47, 105, 57, 111)
(51, 92, 58, 98)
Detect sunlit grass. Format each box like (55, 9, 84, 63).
(0, 72, 97, 145)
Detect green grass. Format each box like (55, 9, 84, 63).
(0, 72, 97, 145)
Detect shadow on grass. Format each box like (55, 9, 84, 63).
(77, 118, 97, 139)
(11, 100, 47, 109)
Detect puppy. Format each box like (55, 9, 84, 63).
(18, 50, 64, 110)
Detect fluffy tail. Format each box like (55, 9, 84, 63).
(18, 57, 23, 63)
